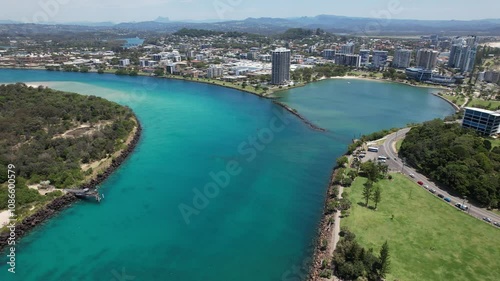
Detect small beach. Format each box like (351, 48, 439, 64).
(0, 210, 11, 227)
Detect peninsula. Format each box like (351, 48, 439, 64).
(0, 83, 141, 251)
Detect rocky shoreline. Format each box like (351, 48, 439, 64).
(307, 167, 341, 280)
(272, 101, 327, 132)
(0, 117, 142, 252)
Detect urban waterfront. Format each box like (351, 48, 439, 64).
(0, 69, 454, 281)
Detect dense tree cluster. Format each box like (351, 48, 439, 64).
(400, 119, 500, 208)
(291, 64, 350, 82)
(382, 68, 407, 80)
(115, 68, 139, 76)
(0, 84, 135, 189)
(332, 227, 390, 281)
(279, 28, 314, 40)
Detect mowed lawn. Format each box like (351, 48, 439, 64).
(467, 99, 500, 111)
(342, 174, 500, 281)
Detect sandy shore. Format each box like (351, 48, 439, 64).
(2, 81, 51, 88)
(0, 210, 12, 227)
(329, 75, 449, 90)
(482, 42, 500, 48)
(329, 75, 380, 81)
(24, 82, 50, 88)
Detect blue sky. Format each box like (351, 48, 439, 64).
(2, 0, 499, 23)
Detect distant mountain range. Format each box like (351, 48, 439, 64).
(1, 15, 500, 36)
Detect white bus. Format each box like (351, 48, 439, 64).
(367, 146, 379, 152)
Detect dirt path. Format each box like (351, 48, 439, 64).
(329, 185, 344, 256)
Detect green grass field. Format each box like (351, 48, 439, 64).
(441, 93, 466, 107)
(467, 99, 500, 111)
(342, 174, 500, 281)
(489, 138, 500, 149)
(395, 139, 403, 152)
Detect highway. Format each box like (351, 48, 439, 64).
(377, 128, 500, 226)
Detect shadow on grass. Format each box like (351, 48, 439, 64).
(357, 202, 377, 210)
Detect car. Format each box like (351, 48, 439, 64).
(483, 217, 492, 223)
(409, 173, 415, 178)
(429, 189, 436, 193)
(423, 184, 429, 189)
(393, 157, 397, 160)
(417, 181, 423, 185)
(444, 197, 451, 202)
(494, 222, 500, 227)
(437, 194, 444, 198)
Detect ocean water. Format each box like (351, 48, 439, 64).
(0, 70, 454, 281)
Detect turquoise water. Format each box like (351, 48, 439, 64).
(277, 79, 454, 139)
(122, 38, 145, 48)
(0, 70, 454, 281)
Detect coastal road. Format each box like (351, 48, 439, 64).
(378, 128, 500, 226)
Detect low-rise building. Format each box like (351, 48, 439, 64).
(462, 107, 500, 136)
(484, 71, 500, 84)
(207, 65, 224, 78)
(119, 59, 130, 67)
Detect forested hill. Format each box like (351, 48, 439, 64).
(399, 120, 500, 208)
(0, 83, 136, 190)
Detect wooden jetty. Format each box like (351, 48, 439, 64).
(66, 188, 102, 203)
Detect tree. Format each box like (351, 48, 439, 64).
(337, 156, 349, 167)
(483, 139, 492, 151)
(241, 82, 247, 89)
(360, 161, 380, 182)
(362, 180, 373, 206)
(378, 241, 390, 279)
(372, 186, 382, 209)
(154, 68, 164, 77)
(347, 170, 358, 180)
(341, 177, 353, 187)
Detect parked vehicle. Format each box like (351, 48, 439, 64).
(493, 222, 500, 227)
(409, 173, 415, 178)
(438, 194, 444, 198)
(444, 197, 451, 202)
(483, 217, 492, 223)
(429, 189, 436, 193)
(455, 203, 469, 210)
(417, 181, 423, 185)
(423, 184, 429, 189)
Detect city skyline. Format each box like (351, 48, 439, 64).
(1, 0, 500, 24)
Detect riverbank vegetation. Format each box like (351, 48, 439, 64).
(399, 119, 500, 208)
(342, 173, 500, 281)
(0, 83, 136, 211)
